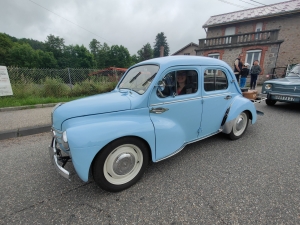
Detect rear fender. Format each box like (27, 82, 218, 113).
(222, 95, 257, 134)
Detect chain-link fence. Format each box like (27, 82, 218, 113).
(6, 67, 125, 97)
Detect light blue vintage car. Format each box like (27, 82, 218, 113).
(49, 56, 259, 192)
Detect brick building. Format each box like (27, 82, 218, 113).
(195, 0, 300, 83)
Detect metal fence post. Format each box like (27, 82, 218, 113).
(67, 68, 72, 90)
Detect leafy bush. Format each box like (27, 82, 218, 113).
(11, 82, 44, 98)
(42, 77, 70, 97)
(70, 79, 117, 97)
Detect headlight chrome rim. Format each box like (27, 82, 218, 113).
(265, 84, 272, 90)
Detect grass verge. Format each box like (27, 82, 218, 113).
(0, 77, 117, 108)
(0, 96, 87, 108)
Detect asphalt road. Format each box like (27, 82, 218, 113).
(0, 102, 300, 224)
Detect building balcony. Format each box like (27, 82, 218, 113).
(197, 29, 283, 50)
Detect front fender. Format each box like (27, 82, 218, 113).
(222, 95, 257, 134)
(63, 109, 155, 182)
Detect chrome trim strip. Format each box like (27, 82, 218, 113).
(150, 93, 231, 106)
(150, 96, 202, 106)
(155, 130, 221, 162)
(202, 93, 231, 98)
(48, 137, 71, 180)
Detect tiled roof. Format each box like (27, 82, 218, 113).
(172, 42, 199, 55)
(203, 0, 300, 28)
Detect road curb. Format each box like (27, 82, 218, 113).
(0, 125, 51, 140)
(0, 103, 57, 112)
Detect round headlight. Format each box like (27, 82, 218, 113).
(265, 84, 272, 90)
(62, 131, 68, 143)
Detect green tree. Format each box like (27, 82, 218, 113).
(107, 45, 131, 68)
(98, 42, 110, 68)
(137, 43, 153, 62)
(36, 50, 58, 68)
(8, 43, 39, 68)
(19, 38, 45, 51)
(0, 33, 14, 66)
(89, 39, 101, 56)
(45, 34, 65, 67)
(64, 44, 95, 68)
(130, 54, 139, 65)
(153, 32, 169, 58)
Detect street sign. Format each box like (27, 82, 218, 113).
(0, 66, 13, 96)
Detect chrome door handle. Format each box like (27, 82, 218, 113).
(150, 107, 169, 114)
(224, 95, 232, 100)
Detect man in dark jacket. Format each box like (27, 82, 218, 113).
(234, 53, 243, 83)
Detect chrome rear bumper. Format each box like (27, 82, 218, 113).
(49, 137, 71, 180)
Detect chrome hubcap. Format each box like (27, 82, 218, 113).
(236, 117, 244, 131)
(113, 152, 135, 175)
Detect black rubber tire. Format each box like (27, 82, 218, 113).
(266, 99, 277, 106)
(92, 137, 149, 192)
(228, 111, 249, 140)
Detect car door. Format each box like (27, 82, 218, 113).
(148, 67, 202, 161)
(200, 67, 235, 136)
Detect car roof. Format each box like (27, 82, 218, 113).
(135, 56, 231, 71)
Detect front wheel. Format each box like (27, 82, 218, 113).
(92, 137, 149, 192)
(266, 99, 277, 106)
(228, 111, 249, 140)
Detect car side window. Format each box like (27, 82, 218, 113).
(204, 69, 228, 92)
(157, 70, 198, 98)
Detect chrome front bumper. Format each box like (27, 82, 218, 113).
(48, 137, 72, 180)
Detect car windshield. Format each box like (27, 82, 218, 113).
(287, 65, 300, 77)
(118, 65, 159, 94)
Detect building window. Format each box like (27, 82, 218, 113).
(225, 26, 235, 44)
(184, 53, 190, 55)
(255, 22, 263, 39)
(208, 53, 220, 59)
(207, 54, 220, 73)
(246, 50, 261, 69)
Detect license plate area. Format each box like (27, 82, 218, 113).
(272, 95, 297, 101)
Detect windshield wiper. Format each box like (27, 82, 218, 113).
(142, 73, 157, 86)
(129, 72, 141, 83)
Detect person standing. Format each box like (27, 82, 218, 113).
(250, 60, 262, 90)
(234, 53, 243, 83)
(240, 63, 250, 88)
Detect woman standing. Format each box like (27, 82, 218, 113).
(250, 60, 262, 90)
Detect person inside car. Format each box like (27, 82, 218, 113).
(176, 70, 194, 95)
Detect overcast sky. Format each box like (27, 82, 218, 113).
(0, 0, 288, 55)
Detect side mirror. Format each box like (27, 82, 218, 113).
(157, 80, 166, 91)
(156, 80, 167, 98)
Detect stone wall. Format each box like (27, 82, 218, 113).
(200, 13, 300, 83)
(264, 14, 300, 68)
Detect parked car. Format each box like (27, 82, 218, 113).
(262, 64, 300, 106)
(49, 56, 259, 192)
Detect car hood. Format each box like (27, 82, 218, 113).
(52, 91, 131, 130)
(266, 77, 300, 85)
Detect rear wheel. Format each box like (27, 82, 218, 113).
(92, 137, 149, 192)
(266, 99, 277, 106)
(228, 111, 249, 140)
